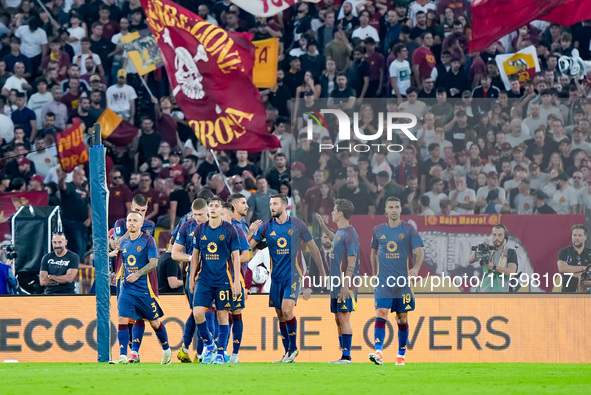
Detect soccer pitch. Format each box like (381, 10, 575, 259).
(2, 363, 590, 394)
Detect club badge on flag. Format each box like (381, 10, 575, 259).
(96, 108, 138, 147)
(141, 0, 280, 151)
(119, 28, 164, 76)
(253, 38, 279, 88)
(55, 118, 88, 173)
(495, 45, 540, 91)
(231, 0, 321, 17)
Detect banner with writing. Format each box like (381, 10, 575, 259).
(55, 118, 88, 173)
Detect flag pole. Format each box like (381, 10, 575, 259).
(209, 149, 232, 192)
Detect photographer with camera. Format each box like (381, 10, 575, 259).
(557, 225, 591, 293)
(469, 225, 518, 292)
(0, 243, 18, 295)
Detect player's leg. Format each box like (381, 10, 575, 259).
(393, 288, 414, 365)
(213, 309, 230, 364)
(395, 312, 409, 365)
(128, 319, 145, 363)
(334, 314, 342, 351)
(148, 319, 172, 365)
(229, 308, 243, 363)
(178, 282, 196, 362)
(193, 284, 216, 363)
(281, 298, 299, 362)
(336, 311, 352, 362)
(111, 315, 132, 364)
(369, 307, 389, 365)
(270, 280, 289, 362)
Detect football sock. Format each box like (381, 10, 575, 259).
(341, 334, 352, 358)
(182, 313, 196, 350)
(338, 335, 343, 351)
(197, 321, 213, 347)
(231, 314, 243, 354)
(286, 317, 298, 351)
(205, 311, 217, 340)
(117, 324, 129, 355)
(196, 336, 203, 355)
(131, 319, 145, 352)
(374, 318, 387, 352)
(398, 321, 409, 357)
(279, 322, 289, 353)
(127, 322, 133, 346)
(217, 324, 230, 354)
(154, 322, 170, 351)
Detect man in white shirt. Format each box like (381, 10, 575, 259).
(449, 175, 476, 214)
(476, 171, 506, 209)
(351, 10, 380, 42)
(27, 135, 58, 178)
(408, 0, 436, 26)
(389, 43, 411, 103)
(106, 69, 137, 122)
(424, 177, 447, 214)
(27, 78, 53, 132)
(1, 62, 31, 96)
(514, 178, 534, 214)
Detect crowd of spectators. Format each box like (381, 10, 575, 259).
(1, 0, 591, 266)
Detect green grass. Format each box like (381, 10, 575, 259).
(2, 363, 590, 394)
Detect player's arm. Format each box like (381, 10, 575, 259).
(189, 248, 200, 293)
(127, 257, 158, 282)
(314, 213, 335, 240)
(370, 248, 378, 277)
(239, 250, 250, 264)
(246, 220, 262, 241)
(50, 268, 79, 284)
(307, 239, 326, 279)
(171, 242, 191, 262)
(339, 255, 357, 299)
(231, 249, 241, 296)
(408, 246, 424, 277)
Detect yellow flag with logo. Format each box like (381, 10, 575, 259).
(253, 38, 279, 88)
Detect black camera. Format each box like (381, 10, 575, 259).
(580, 265, 591, 284)
(2, 244, 17, 260)
(471, 243, 494, 266)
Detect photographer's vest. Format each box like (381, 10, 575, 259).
(0, 264, 9, 295)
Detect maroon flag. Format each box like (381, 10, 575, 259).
(141, 0, 280, 151)
(55, 118, 89, 173)
(471, 0, 591, 52)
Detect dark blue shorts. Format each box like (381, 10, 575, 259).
(269, 277, 301, 309)
(231, 284, 246, 310)
(117, 291, 163, 321)
(193, 281, 234, 310)
(374, 287, 415, 313)
(330, 290, 357, 313)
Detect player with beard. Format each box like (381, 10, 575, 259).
(469, 224, 518, 292)
(110, 212, 171, 365)
(368, 197, 424, 365)
(250, 194, 326, 363)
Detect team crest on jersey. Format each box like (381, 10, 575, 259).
(287, 229, 293, 235)
(380, 235, 386, 239)
(277, 237, 287, 248)
(207, 242, 217, 253)
(399, 233, 404, 240)
(270, 231, 276, 236)
(136, 246, 142, 252)
(387, 241, 398, 252)
(201, 235, 207, 240)
(146, 230, 151, 235)
(336, 236, 341, 242)
(219, 234, 225, 241)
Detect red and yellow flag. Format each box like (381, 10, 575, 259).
(96, 108, 138, 147)
(56, 118, 89, 173)
(140, 0, 280, 151)
(253, 38, 279, 88)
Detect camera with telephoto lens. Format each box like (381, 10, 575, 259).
(2, 244, 17, 260)
(471, 243, 494, 266)
(580, 265, 591, 285)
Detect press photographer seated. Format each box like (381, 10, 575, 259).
(468, 225, 518, 292)
(557, 225, 591, 293)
